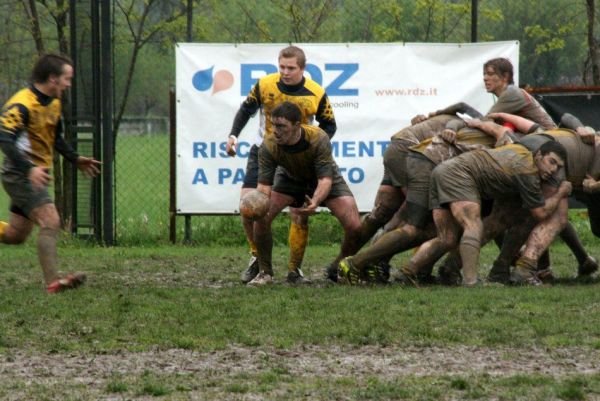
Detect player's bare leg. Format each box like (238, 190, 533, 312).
(400, 208, 461, 284)
(250, 191, 294, 286)
(358, 185, 405, 248)
(326, 196, 362, 267)
(513, 198, 568, 284)
(449, 201, 483, 286)
(240, 187, 259, 283)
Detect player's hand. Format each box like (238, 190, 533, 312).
(28, 166, 51, 189)
(226, 135, 237, 157)
(440, 129, 457, 144)
(465, 118, 482, 128)
(486, 112, 503, 121)
(558, 181, 572, 197)
(297, 195, 318, 216)
(411, 114, 428, 125)
(583, 174, 599, 193)
(576, 127, 596, 145)
(76, 156, 102, 178)
(495, 133, 513, 147)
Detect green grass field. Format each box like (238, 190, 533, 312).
(0, 240, 599, 400)
(0, 135, 600, 399)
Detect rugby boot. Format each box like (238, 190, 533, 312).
(338, 257, 361, 285)
(47, 272, 87, 294)
(247, 271, 273, 286)
(364, 260, 391, 284)
(240, 255, 259, 284)
(578, 256, 599, 277)
(324, 263, 339, 283)
(535, 268, 555, 283)
(393, 267, 419, 287)
(287, 268, 311, 285)
(487, 260, 511, 285)
(438, 261, 462, 286)
(511, 257, 542, 286)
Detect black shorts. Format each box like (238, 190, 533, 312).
(272, 170, 354, 208)
(2, 169, 53, 218)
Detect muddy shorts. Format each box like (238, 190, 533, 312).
(272, 169, 353, 208)
(381, 139, 413, 187)
(404, 154, 435, 228)
(429, 157, 480, 209)
(1, 169, 53, 218)
(242, 144, 259, 188)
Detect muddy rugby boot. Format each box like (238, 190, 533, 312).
(247, 271, 273, 286)
(338, 257, 361, 285)
(364, 260, 391, 284)
(241, 255, 259, 284)
(324, 263, 339, 282)
(287, 268, 311, 285)
(578, 256, 599, 277)
(47, 272, 87, 294)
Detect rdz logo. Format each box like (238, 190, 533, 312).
(192, 66, 234, 95)
(240, 63, 359, 97)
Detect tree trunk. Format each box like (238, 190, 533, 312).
(585, 0, 600, 85)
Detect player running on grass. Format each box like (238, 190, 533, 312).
(0, 53, 101, 293)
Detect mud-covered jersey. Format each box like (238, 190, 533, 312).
(240, 73, 336, 141)
(390, 114, 458, 151)
(409, 126, 501, 165)
(489, 85, 557, 129)
(519, 128, 596, 189)
(258, 124, 341, 186)
(453, 143, 545, 209)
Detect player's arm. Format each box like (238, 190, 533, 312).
(529, 181, 572, 221)
(486, 112, 538, 135)
(315, 94, 337, 139)
(0, 104, 47, 187)
(54, 120, 101, 178)
(429, 102, 483, 119)
(561, 113, 595, 145)
(466, 118, 515, 146)
(226, 82, 262, 156)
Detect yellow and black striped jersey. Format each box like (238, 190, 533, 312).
(0, 86, 62, 169)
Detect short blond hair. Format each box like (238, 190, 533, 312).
(279, 46, 306, 68)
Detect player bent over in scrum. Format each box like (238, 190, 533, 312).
(404, 141, 570, 286)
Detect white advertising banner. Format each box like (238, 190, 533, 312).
(176, 42, 519, 214)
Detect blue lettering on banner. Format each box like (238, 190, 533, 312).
(339, 167, 364, 184)
(192, 141, 252, 158)
(219, 168, 245, 184)
(240, 63, 359, 96)
(192, 169, 208, 184)
(331, 141, 389, 157)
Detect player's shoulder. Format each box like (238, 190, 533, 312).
(4, 87, 35, 108)
(303, 124, 328, 141)
(303, 77, 326, 96)
(259, 73, 281, 85)
(500, 85, 525, 100)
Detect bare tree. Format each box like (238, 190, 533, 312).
(114, 0, 186, 138)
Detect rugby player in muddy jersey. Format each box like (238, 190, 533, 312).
(247, 101, 360, 286)
(398, 140, 571, 287)
(338, 118, 515, 285)
(225, 46, 336, 285)
(485, 113, 600, 283)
